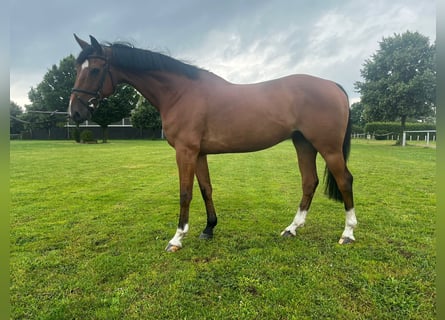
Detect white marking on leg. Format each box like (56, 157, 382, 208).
(281, 208, 308, 236)
(340, 208, 357, 242)
(168, 223, 189, 248)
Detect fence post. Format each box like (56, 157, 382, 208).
(402, 131, 406, 146)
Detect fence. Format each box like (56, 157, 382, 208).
(352, 131, 437, 146)
(402, 130, 436, 147)
(19, 127, 162, 140)
(351, 133, 400, 140)
(14, 117, 163, 140)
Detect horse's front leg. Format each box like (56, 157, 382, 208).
(195, 155, 217, 239)
(165, 147, 198, 252)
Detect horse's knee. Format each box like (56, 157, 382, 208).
(304, 178, 319, 193)
(180, 191, 192, 207)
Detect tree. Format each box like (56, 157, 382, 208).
(350, 102, 366, 128)
(24, 55, 76, 136)
(91, 84, 138, 142)
(131, 96, 162, 137)
(355, 31, 436, 136)
(10, 101, 24, 134)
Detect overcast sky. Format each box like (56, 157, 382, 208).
(10, 0, 436, 108)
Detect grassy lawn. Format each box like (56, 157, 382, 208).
(10, 139, 436, 319)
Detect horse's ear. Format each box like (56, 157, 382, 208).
(89, 35, 103, 54)
(74, 34, 89, 49)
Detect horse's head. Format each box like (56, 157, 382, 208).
(69, 34, 115, 123)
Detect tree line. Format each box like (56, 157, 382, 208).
(10, 30, 435, 143)
(10, 55, 161, 142)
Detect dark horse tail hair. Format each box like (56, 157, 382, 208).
(324, 84, 351, 202)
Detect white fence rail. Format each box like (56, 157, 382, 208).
(402, 130, 436, 146)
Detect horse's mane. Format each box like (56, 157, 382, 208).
(77, 41, 202, 79)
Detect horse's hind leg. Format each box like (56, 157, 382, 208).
(323, 152, 357, 244)
(195, 155, 218, 239)
(281, 132, 319, 237)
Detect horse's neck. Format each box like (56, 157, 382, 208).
(116, 70, 185, 112)
(115, 68, 230, 113)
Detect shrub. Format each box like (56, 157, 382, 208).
(80, 130, 96, 143)
(71, 127, 81, 143)
(352, 125, 364, 134)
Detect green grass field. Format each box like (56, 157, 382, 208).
(10, 139, 436, 319)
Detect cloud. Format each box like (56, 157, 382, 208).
(187, 27, 300, 83)
(9, 71, 42, 107)
(9, 0, 435, 106)
(282, 0, 435, 93)
(177, 0, 435, 99)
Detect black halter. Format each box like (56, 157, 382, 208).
(71, 55, 115, 111)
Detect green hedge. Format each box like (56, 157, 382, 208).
(80, 129, 97, 143)
(363, 122, 436, 140)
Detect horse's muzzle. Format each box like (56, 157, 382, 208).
(70, 111, 84, 123)
(68, 103, 94, 124)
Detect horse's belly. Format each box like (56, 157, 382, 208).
(200, 125, 292, 154)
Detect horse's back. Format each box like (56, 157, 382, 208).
(196, 73, 349, 154)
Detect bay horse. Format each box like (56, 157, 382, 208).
(69, 35, 357, 252)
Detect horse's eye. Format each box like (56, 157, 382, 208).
(90, 68, 100, 76)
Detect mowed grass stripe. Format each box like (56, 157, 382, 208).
(10, 140, 435, 319)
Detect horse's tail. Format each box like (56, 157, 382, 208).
(324, 84, 351, 202)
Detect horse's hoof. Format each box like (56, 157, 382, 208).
(199, 232, 213, 240)
(165, 243, 181, 252)
(338, 237, 355, 245)
(281, 230, 296, 237)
